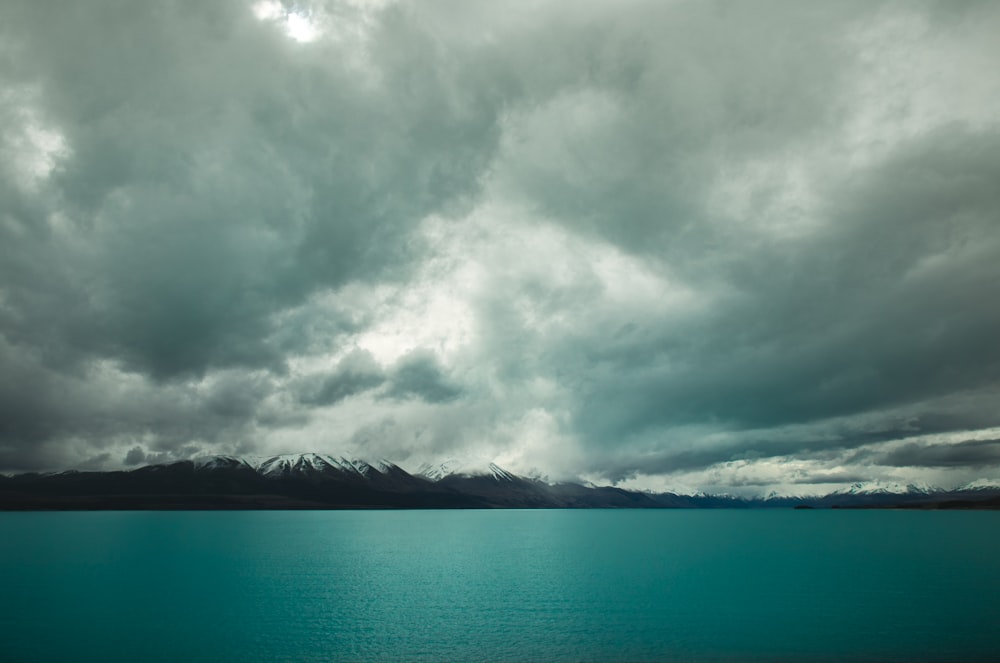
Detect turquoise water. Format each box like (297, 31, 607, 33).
(1, 510, 998, 662)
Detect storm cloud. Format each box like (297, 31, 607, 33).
(1, 0, 999, 494)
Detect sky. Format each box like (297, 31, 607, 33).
(1, 0, 999, 495)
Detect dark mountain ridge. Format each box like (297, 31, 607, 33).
(2, 454, 998, 510)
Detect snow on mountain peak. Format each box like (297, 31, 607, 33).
(837, 480, 935, 496)
(960, 478, 1000, 491)
(417, 458, 516, 482)
(371, 459, 400, 474)
(251, 453, 392, 478)
(193, 455, 254, 471)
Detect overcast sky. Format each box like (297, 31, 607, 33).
(1, 0, 999, 494)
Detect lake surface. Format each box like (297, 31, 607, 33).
(1, 510, 998, 662)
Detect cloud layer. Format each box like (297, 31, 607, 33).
(1, 0, 999, 494)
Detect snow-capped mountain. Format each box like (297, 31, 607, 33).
(193, 455, 255, 471)
(4, 452, 999, 510)
(193, 452, 407, 481)
(246, 453, 398, 479)
(417, 459, 516, 482)
(834, 481, 935, 496)
(960, 478, 1000, 491)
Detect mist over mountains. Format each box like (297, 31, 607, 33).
(2, 454, 997, 511)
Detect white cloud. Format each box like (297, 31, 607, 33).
(0, 87, 69, 190)
(252, 1, 321, 43)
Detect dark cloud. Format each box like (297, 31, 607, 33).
(384, 351, 462, 404)
(558, 127, 1000, 443)
(0, 337, 276, 472)
(787, 472, 872, 486)
(491, 1, 860, 256)
(298, 349, 385, 406)
(854, 439, 1000, 469)
(1, 0, 999, 492)
(0, 0, 502, 381)
(78, 453, 112, 471)
(124, 446, 146, 466)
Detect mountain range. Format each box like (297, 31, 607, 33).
(1, 453, 998, 510)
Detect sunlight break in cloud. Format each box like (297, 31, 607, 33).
(253, 1, 321, 42)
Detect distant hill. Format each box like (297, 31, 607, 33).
(2, 454, 998, 510)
